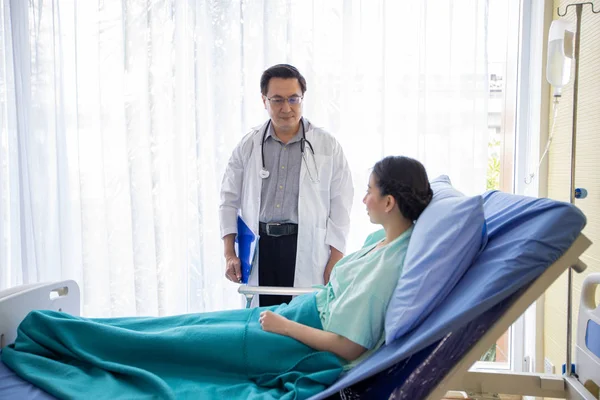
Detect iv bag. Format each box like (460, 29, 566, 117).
(546, 19, 575, 96)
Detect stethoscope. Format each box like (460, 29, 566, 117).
(259, 118, 320, 183)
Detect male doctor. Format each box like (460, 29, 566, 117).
(219, 64, 354, 307)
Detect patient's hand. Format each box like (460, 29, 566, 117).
(259, 311, 291, 336)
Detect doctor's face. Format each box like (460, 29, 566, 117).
(263, 78, 304, 133)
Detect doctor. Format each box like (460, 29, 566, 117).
(219, 64, 354, 307)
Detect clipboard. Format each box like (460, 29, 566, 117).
(236, 216, 258, 284)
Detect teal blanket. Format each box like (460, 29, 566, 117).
(2, 293, 343, 399)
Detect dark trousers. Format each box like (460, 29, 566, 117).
(258, 233, 298, 307)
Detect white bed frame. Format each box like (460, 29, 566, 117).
(1, 235, 597, 400)
(0, 280, 80, 350)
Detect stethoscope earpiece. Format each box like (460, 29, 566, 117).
(259, 169, 270, 179)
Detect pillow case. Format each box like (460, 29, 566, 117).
(384, 176, 487, 343)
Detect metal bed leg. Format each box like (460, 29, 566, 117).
(245, 294, 254, 309)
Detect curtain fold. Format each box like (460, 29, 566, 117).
(0, 0, 489, 317)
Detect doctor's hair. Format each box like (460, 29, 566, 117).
(372, 156, 433, 221)
(260, 64, 307, 95)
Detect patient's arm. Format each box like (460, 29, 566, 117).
(260, 310, 367, 361)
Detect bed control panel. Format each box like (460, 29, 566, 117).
(576, 273, 600, 397)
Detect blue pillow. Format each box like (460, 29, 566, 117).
(384, 176, 488, 344)
(429, 175, 465, 200)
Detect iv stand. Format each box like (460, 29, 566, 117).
(556, 1, 599, 378)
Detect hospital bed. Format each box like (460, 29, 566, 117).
(237, 238, 598, 400)
(238, 189, 600, 400)
(1, 191, 598, 399)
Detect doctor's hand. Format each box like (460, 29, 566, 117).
(225, 254, 242, 283)
(259, 310, 291, 336)
(323, 247, 343, 285)
(323, 263, 334, 285)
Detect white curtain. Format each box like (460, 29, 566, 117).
(0, 0, 488, 317)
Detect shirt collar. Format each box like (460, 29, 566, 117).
(263, 118, 309, 144)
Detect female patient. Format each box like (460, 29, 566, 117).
(260, 155, 432, 365)
(3, 156, 432, 400)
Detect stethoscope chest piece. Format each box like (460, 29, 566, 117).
(259, 168, 270, 179)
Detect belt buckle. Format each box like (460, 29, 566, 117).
(266, 223, 283, 237)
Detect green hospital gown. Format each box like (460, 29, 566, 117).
(315, 226, 413, 369)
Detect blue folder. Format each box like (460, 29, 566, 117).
(236, 216, 258, 284)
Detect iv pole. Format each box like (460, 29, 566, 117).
(556, 1, 599, 378)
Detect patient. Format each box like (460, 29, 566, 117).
(260, 155, 432, 365)
(2, 156, 432, 400)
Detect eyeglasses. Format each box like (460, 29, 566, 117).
(265, 96, 303, 106)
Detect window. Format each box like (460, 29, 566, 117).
(476, 0, 523, 372)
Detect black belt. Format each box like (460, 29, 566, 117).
(259, 222, 298, 237)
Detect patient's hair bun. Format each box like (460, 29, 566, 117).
(373, 156, 433, 221)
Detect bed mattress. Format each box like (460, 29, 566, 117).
(0, 352, 56, 399)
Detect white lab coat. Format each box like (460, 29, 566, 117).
(219, 119, 354, 297)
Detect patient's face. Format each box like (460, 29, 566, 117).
(363, 173, 387, 224)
